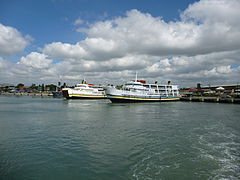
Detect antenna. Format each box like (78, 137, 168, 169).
(82, 78, 86, 84)
(135, 72, 138, 82)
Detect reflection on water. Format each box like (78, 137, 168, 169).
(0, 96, 239, 180)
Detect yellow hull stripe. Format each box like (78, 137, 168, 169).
(108, 95, 180, 100)
(69, 94, 106, 98)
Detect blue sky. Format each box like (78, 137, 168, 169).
(0, 0, 240, 86)
(1, 0, 196, 53)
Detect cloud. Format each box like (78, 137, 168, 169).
(0, 57, 10, 69)
(43, 42, 89, 59)
(181, 0, 240, 25)
(73, 18, 84, 25)
(0, 23, 30, 56)
(43, 0, 240, 61)
(42, 38, 125, 61)
(0, 57, 30, 83)
(19, 52, 53, 69)
(2, 0, 240, 86)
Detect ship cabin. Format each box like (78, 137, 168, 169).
(123, 81, 179, 97)
(75, 84, 91, 89)
(74, 84, 97, 92)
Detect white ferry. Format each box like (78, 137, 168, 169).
(106, 78, 180, 103)
(62, 83, 106, 99)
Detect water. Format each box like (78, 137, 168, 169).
(0, 95, 239, 180)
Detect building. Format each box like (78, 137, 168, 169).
(201, 84, 240, 91)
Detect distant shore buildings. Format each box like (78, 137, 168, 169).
(180, 83, 240, 97)
(1, 82, 240, 98)
(0, 83, 61, 93)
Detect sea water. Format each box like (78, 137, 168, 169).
(0, 95, 239, 180)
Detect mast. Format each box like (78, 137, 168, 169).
(135, 72, 138, 82)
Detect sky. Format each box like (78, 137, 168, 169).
(0, 0, 240, 87)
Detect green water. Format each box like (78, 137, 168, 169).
(0, 95, 239, 180)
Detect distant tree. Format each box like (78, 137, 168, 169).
(30, 84, 38, 90)
(45, 84, 57, 91)
(41, 84, 45, 92)
(38, 85, 42, 91)
(16, 83, 24, 89)
(3, 86, 10, 92)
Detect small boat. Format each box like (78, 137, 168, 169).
(106, 76, 180, 103)
(62, 83, 107, 99)
(52, 91, 63, 98)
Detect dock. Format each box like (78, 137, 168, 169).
(180, 96, 240, 104)
(0, 92, 53, 97)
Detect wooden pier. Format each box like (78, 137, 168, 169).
(180, 97, 240, 104)
(0, 92, 53, 97)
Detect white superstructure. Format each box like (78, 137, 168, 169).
(62, 83, 106, 99)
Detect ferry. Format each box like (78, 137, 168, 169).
(62, 83, 107, 99)
(106, 77, 180, 103)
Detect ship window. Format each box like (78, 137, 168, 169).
(151, 85, 157, 89)
(158, 86, 165, 90)
(125, 84, 134, 86)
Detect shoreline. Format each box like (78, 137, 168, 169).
(0, 92, 53, 97)
(1, 92, 240, 104)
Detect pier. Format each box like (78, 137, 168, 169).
(180, 96, 240, 104)
(0, 92, 53, 97)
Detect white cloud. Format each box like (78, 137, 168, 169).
(74, 18, 84, 25)
(0, 24, 30, 56)
(42, 0, 240, 62)
(181, 0, 240, 25)
(0, 57, 29, 83)
(19, 52, 52, 69)
(0, 57, 10, 69)
(1, 0, 240, 86)
(43, 42, 88, 59)
(203, 65, 232, 77)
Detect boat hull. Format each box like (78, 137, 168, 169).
(62, 90, 107, 99)
(107, 94, 180, 103)
(66, 95, 107, 99)
(52, 91, 63, 98)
